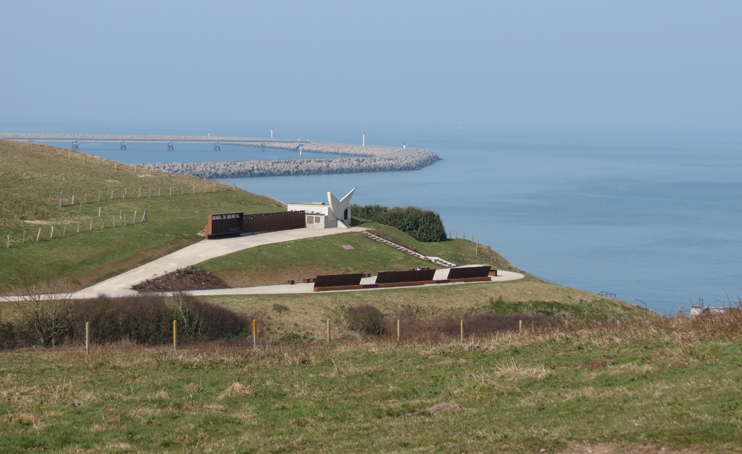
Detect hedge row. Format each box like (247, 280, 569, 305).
(352, 204, 447, 242)
(0, 294, 254, 349)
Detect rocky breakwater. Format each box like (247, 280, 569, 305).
(238, 141, 398, 157)
(140, 147, 441, 179)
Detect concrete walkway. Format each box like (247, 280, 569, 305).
(71, 227, 367, 299)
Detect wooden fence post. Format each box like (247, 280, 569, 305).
(173, 320, 177, 351)
(85, 322, 90, 356)
(326, 319, 331, 342)
(36, 228, 41, 242)
(49, 226, 54, 239)
(71, 195, 74, 206)
(252, 319, 257, 347)
(6, 235, 9, 249)
(397, 319, 400, 342)
(59, 191, 63, 207)
(460, 319, 464, 342)
(519, 319, 522, 333)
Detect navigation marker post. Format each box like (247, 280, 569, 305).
(363, 131, 365, 147)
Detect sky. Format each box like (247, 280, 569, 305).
(1, 1, 741, 134)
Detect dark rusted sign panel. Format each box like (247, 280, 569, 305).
(314, 273, 364, 288)
(206, 212, 244, 239)
(376, 269, 436, 284)
(447, 265, 491, 280)
(243, 211, 306, 233)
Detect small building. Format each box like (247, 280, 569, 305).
(287, 188, 356, 230)
(690, 305, 730, 317)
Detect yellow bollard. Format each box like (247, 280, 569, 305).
(252, 319, 257, 348)
(397, 319, 400, 342)
(565, 320, 569, 329)
(460, 320, 464, 342)
(173, 320, 177, 351)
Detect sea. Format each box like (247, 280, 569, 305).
(40, 125, 742, 315)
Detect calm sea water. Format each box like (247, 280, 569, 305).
(43, 127, 742, 315)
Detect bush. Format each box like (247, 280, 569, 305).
(69, 295, 173, 345)
(173, 293, 251, 340)
(345, 305, 386, 336)
(5, 294, 254, 348)
(352, 204, 446, 242)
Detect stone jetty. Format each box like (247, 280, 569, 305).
(140, 142, 441, 178)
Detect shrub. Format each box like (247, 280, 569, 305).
(352, 204, 446, 242)
(8, 294, 254, 347)
(69, 295, 176, 345)
(173, 293, 251, 340)
(345, 305, 386, 335)
(0, 320, 16, 350)
(272, 303, 290, 313)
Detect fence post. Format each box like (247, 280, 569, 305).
(133, 211, 137, 224)
(6, 235, 9, 249)
(85, 322, 90, 356)
(173, 320, 177, 351)
(252, 319, 257, 347)
(519, 319, 522, 333)
(50, 226, 54, 238)
(565, 320, 569, 329)
(460, 320, 464, 342)
(397, 319, 400, 342)
(36, 228, 41, 242)
(326, 319, 331, 342)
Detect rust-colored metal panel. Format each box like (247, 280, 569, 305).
(314, 274, 364, 288)
(447, 266, 491, 280)
(206, 212, 244, 239)
(243, 211, 306, 233)
(375, 269, 436, 284)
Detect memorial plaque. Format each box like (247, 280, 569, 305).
(206, 212, 244, 239)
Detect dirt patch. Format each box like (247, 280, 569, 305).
(667, 362, 687, 369)
(557, 443, 709, 454)
(580, 360, 608, 371)
(133, 266, 229, 292)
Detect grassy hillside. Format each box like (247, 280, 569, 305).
(202, 276, 650, 344)
(0, 139, 282, 290)
(198, 232, 435, 287)
(0, 311, 739, 453)
(354, 220, 518, 272)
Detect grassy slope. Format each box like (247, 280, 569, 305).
(0, 139, 282, 290)
(0, 315, 740, 453)
(198, 232, 435, 287)
(203, 277, 650, 344)
(355, 220, 518, 271)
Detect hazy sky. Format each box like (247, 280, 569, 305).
(1, 1, 740, 132)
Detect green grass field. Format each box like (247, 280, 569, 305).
(0, 312, 739, 453)
(0, 139, 282, 290)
